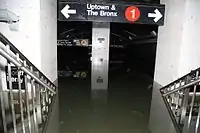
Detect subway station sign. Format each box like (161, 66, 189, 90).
(58, 2, 165, 25)
(57, 39, 89, 46)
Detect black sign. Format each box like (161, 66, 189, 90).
(57, 39, 89, 46)
(6, 66, 25, 89)
(58, 2, 165, 25)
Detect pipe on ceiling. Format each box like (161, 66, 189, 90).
(0, 9, 19, 24)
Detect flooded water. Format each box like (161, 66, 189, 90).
(59, 69, 152, 133)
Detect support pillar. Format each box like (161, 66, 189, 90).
(91, 22, 110, 91)
(91, 22, 110, 112)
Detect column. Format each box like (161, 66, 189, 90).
(91, 22, 110, 91)
(91, 22, 110, 121)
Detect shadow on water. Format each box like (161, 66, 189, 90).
(59, 67, 153, 133)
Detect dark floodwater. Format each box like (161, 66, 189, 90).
(59, 69, 153, 133)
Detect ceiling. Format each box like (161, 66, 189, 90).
(58, 21, 158, 48)
(57, 0, 160, 47)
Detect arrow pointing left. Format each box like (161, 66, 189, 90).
(61, 4, 76, 19)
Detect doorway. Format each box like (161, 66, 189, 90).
(57, 21, 158, 133)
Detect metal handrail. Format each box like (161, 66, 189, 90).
(162, 77, 200, 97)
(0, 48, 56, 94)
(0, 33, 57, 90)
(160, 68, 200, 133)
(0, 32, 57, 133)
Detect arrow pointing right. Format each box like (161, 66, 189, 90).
(148, 9, 163, 22)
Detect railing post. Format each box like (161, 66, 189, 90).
(16, 53, 26, 133)
(0, 66, 7, 133)
(195, 102, 200, 133)
(179, 76, 190, 129)
(35, 71, 42, 125)
(6, 45, 17, 133)
(187, 71, 199, 132)
(30, 66, 39, 133)
(23, 60, 32, 133)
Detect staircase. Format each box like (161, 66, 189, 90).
(0, 32, 57, 133)
(160, 68, 200, 133)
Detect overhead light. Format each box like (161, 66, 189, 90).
(151, 30, 157, 36)
(124, 30, 137, 37)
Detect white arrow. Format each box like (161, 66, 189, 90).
(61, 4, 76, 19)
(148, 9, 163, 22)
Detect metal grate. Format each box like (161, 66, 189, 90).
(160, 69, 200, 133)
(0, 33, 57, 133)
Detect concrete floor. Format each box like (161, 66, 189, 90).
(59, 69, 153, 133)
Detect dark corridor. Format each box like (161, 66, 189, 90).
(58, 21, 158, 133)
